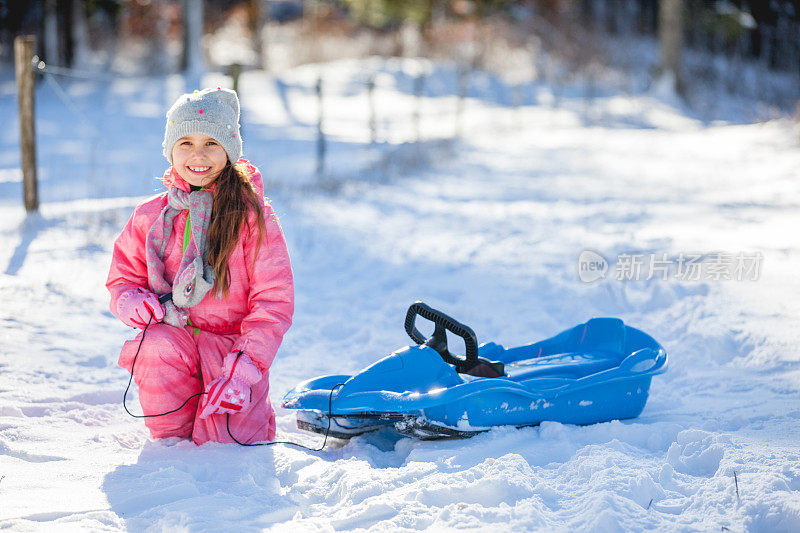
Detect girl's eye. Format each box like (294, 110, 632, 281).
(206, 141, 217, 146)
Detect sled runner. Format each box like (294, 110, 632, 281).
(282, 302, 668, 440)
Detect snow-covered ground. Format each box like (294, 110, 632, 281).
(1, 59, 799, 531)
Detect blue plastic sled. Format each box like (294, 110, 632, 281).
(282, 302, 668, 439)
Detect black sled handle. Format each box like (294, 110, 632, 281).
(404, 301, 479, 374)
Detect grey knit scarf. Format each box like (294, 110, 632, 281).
(145, 186, 216, 327)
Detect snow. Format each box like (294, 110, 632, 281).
(1, 58, 800, 531)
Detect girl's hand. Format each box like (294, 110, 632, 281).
(117, 288, 165, 329)
(198, 352, 263, 419)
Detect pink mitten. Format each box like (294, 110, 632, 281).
(117, 287, 165, 329)
(198, 352, 263, 419)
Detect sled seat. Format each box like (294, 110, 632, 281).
(501, 318, 627, 381)
(504, 352, 620, 381)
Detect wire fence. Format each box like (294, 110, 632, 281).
(10, 5, 800, 209)
(14, 54, 525, 204)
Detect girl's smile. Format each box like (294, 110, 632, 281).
(172, 133, 228, 187)
(187, 165, 211, 173)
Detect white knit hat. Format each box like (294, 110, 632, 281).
(162, 87, 242, 164)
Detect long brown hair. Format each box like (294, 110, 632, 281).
(207, 160, 266, 297)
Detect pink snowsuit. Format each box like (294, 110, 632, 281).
(107, 160, 294, 445)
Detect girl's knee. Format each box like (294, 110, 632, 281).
(142, 323, 192, 351)
(120, 323, 198, 376)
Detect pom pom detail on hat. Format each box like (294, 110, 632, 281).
(163, 87, 243, 164)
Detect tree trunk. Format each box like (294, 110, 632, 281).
(183, 0, 205, 77)
(58, 0, 74, 66)
(149, 1, 169, 73)
(250, 0, 265, 69)
(71, 0, 91, 68)
(658, 0, 684, 94)
(43, 0, 59, 65)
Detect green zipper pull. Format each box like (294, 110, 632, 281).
(182, 211, 200, 335)
(183, 210, 191, 253)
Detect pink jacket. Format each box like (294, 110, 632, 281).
(106, 160, 294, 373)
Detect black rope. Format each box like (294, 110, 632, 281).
(122, 315, 208, 419)
(225, 383, 345, 451)
(122, 314, 342, 451)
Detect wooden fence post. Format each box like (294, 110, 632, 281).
(455, 65, 468, 139)
(15, 35, 38, 212)
(413, 73, 424, 142)
(315, 76, 325, 177)
(367, 76, 376, 144)
(229, 62, 242, 95)
(512, 83, 523, 130)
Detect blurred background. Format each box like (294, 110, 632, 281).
(1, 0, 800, 204)
(2, 1, 799, 105)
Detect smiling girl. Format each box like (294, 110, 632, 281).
(107, 87, 294, 445)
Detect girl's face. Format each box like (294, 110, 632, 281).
(171, 134, 228, 187)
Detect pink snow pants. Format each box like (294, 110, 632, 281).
(119, 323, 276, 445)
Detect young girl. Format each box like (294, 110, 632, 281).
(107, 87, 294, 445)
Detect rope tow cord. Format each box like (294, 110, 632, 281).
(122, 314, 342, 451)
(122, 315, 208, 419)
(225, 383, 345, 452)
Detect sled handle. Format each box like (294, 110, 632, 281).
(404, 302, 479, 373)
